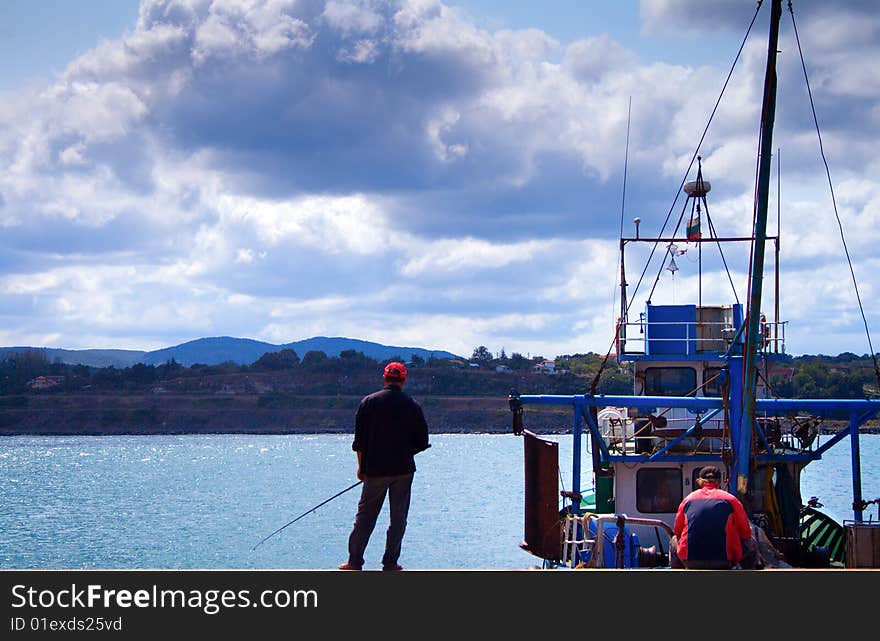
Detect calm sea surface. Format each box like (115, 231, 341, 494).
(1, 433, 878, 570)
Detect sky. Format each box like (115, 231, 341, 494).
(0, 0, 878, 359)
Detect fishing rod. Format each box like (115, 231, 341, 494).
(252, 480, 363, 551)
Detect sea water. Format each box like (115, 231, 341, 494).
(1, 433, 878, 570)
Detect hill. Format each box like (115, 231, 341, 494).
(1, 336, 462, 368)
(280, 336, 458, 363)
(0, 346, 145, 368)
(141, 337, 278, 366)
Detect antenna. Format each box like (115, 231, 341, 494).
(617, 97, 633, 347)
(619, 97, 632, 240)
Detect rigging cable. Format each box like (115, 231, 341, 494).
(624, 0, 763, 316)
(589, 1, 764, 394)
(788, 0, 880, 388)
(705, 212, 741, 304)
(645, 198, 689, 303)
(645, 162, 741, 305)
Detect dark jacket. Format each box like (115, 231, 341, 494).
(673, 484, 752, 564)
(352, 384, 430, 477)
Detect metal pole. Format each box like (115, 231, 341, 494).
(774, 237, 780, 352)
(620, 238, 627, 353)
(572, 408, 583, 515)
(850, 412, 863, 523)
(738, 0, 782, 502)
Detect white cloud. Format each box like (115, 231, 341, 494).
(235, 248, 257, 263)
(539, 240, 619, 303)
(213, 192, 402, 255)
(191, 0, 314, 63)
(337, 38, 381, 63)
(399, 237, 549, 276)
(563, 34, 636, 81)
(59, 143, 88, 166)
(0, 0, 877, 359)
(640, 0, 772, 37)
(426, 107, 468, 161)
(322, 0, 384, 35)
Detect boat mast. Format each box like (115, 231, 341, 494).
(736, 0, 782, 500)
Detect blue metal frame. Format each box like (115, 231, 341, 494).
(620, 354, 732, 363)
(515, 391, 879, 523)
(572, 408, 583, 514)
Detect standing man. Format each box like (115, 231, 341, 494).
(669, 466, 754, 569)
(339, 362, 430, 571)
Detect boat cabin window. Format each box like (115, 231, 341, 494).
(636, 468, 683, 514)
(703, 367, 723, 397)
(643, 367, 697, 397)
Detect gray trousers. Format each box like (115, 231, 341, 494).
(347, 473, 414, 568)
(668, 535, 759, 569)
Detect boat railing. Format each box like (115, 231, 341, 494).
(598, 409, 822, 457)
(568, 514, 673, 569)
(617, 319, 787, 356)
(602, 413, 728, 456)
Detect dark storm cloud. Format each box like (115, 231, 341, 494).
(47, 0, 670, 242)
(386, 151, 682, 241)
(139, 0, 500, 195)
(641, 0, 878, 35)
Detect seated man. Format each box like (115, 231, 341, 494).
(668, 466, 755, 569)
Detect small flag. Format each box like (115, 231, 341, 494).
(687, 210, 701, 241)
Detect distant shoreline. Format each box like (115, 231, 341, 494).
(2, 389, 877, 436)
(1, 426, 876, 437)
(0, 429, 560, 436)
(0, 394, 573, 436)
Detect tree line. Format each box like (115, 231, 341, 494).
(2, 346, 877, 399)
(0, 346, 544, 395)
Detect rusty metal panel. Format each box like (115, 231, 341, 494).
(845, 522, 880, 568)
(521, 430, 561, 561)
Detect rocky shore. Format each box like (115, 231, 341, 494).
(2, 391, 877, 436)
(0, 393, 575, 436)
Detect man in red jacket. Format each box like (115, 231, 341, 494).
(669, 466, 753, 569)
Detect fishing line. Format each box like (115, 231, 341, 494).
(252, 480, 363, 551)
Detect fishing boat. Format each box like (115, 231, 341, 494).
(508, 0, 880, 570)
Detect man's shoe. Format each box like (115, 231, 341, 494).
(338, 562, 362, 571)
(382, 563, 403, 571)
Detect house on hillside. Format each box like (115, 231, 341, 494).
(768, 366, 795, 380)
(495, 364, 511, 372)
(27, 375, 64, 390)
(532, 360, 557, 375)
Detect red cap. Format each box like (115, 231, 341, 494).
(383, 362, 408, 382)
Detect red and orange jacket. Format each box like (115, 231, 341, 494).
(673, 484, 752, 564)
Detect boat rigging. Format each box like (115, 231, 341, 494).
(509, 0, 880, 570)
